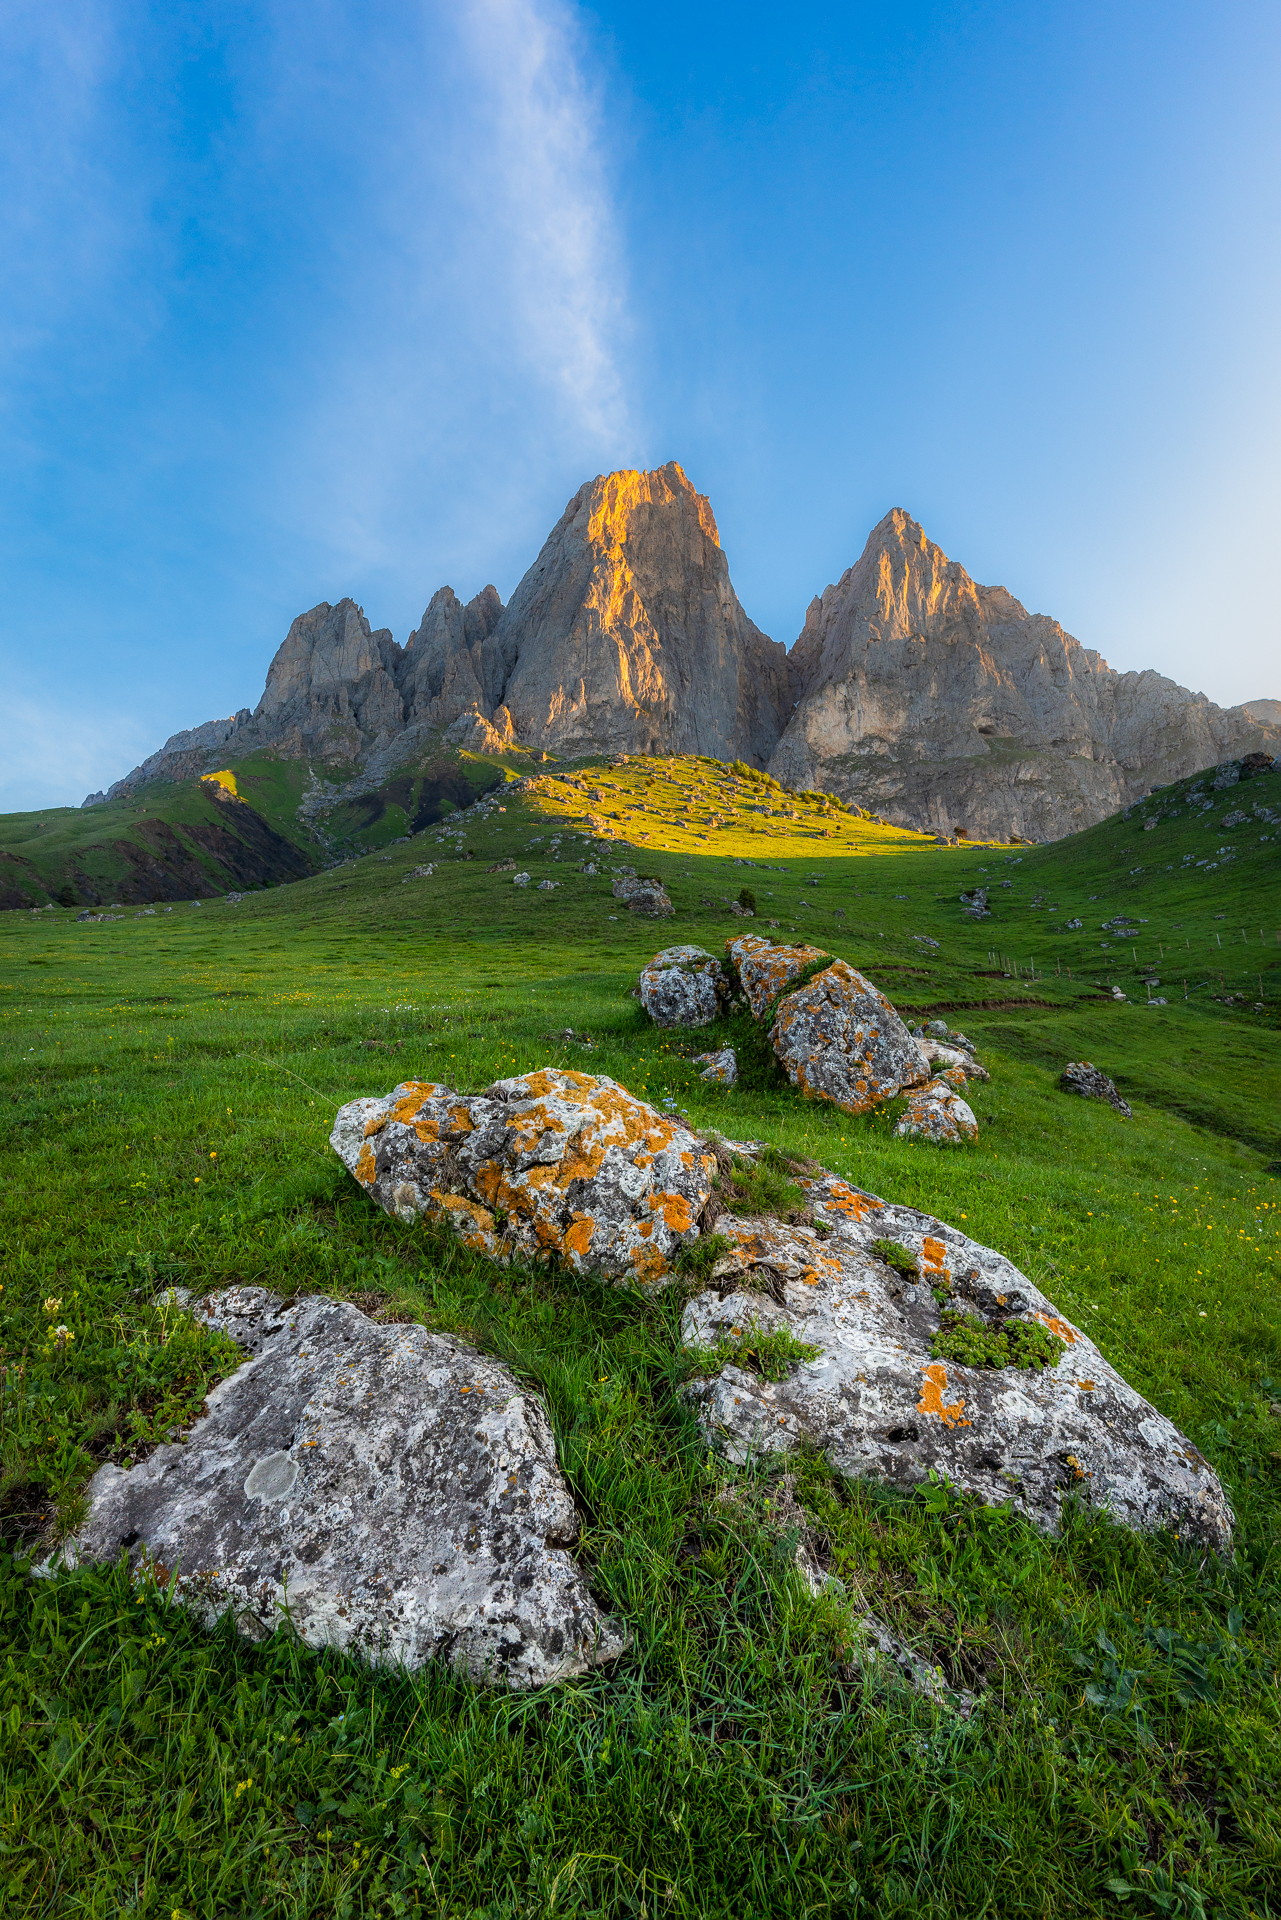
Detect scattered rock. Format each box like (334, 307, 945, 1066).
(225, 893, 244, 905)
(893, 1077, 979, 1144)
(537, 879, 560, 891)
(627, 884, 674, 918)
(488, 858, 516, 872)
(330, 1070, 717, 1286)
(1061, 1062, 1132, 1117)
(51, 1288, 627, 1688)
(692, 1048, 738, 1087)
(728, 901, 755, 918)
(959, 887, 990, 917)
(512, 872, 531, 887)
(680, 1181, 1232, 1549)
(403, 864, 436, 880)
(639, 946, 728, 1028)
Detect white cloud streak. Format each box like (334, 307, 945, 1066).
(452, 0, 631, 447)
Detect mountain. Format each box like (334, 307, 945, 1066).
(82, 477, 1277, 846)
(767, 510, 1280, 840)
(88, 463, 789, 806)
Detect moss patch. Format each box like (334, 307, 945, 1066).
(932, 1308, 1066, 1371)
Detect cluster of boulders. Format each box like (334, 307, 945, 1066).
(638, 937, 988, 1144)
(53, 1067, 1231, 1695)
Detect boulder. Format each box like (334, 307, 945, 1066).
(1061, 1061, 1132, 1117)
(726, 934, 830, 1020)
(923, 1041, 989, 1083)
(680, 1174, 1232, 1549)
(52, 1287, 628, 1688)
(893, 1077, 979, 1143)
(692, 1047, 738, 1087)
(330, 1070, 717, 1286)
(770, 965, 932, 1118)
(639, 946, 727, 1028)
(627, 884, 674, 918)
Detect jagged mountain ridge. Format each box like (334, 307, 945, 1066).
(768, 508, 1280, 839)
(87, 471, 1278, 841)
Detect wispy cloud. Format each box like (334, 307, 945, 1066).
(453, 0, 631, 447)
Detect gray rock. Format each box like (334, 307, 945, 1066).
(893, 1077, 979, 1143)
(639, 946, 727, 1027)
(1061, 1061, 1133, 1117)
(50, 1288, 627, 1688)
(627, 884, 674, 918)
(680, 1181, 1231, 1549)
(692, 1047, 738, 1087)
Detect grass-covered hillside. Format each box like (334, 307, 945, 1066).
(1, 751, 1278, 1917)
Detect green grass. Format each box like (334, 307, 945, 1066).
(1, 753, 1279, 1915)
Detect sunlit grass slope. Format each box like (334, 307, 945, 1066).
(1, 751, 1278, 1916)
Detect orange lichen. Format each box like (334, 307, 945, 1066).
(563, 1217, 596, 1258)
(1035, 1312, 1079, 1345)
(917, 1362, 970, 1427)
(920, 1235, 947, 1274)
(354, 1143, 377, 1188)
(362, 1114, 387, 1139)
(391, 1084, 439, 1124)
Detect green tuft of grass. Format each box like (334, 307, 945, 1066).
(870, 1236, 920, 1278)
(682, 1319, 821, 1383)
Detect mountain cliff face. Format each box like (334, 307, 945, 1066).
(767, 510, 1279, 839)
(86, 480, 1277, 842)
(471, 463, 790, 760)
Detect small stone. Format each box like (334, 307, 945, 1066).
(692, 1047, 738, 1087)
(512, 872, 531, 887)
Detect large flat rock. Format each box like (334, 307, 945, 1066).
(681, 1175, 1231, 1549)
(54, 1288, 628, 1688)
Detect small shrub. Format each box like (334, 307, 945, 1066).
(932, 1308, 1065, 1371)
(737, 887, 757, 913)
(719, 1148, 811, 1222)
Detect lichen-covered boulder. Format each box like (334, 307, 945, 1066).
(924, 1041, 989, 1083)
(627, 884, 673, 918)
(726, 934, 829, 1020)
(639, 946, 727, 1028)
(331, 1070, 717, 1286)
(1062, 1061, 1133, 1117)
(769, 959, 932, 1115)
(692, 1047, 738, 1087)
(680, 1176, 1232, 1549)
(894, 1077, 979, 1143)
(51, 1288, 629, 1688)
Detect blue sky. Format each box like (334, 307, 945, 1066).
(2, 0, 1279, 810)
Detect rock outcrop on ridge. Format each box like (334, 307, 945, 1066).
(767, 509, 1280, 841)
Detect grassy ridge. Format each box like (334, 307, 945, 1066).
(1, 753, 1279, 1915)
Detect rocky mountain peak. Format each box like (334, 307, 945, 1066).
(472, 462, 790, 762)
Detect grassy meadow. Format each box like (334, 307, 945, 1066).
(1, 751, 1279, 1917)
